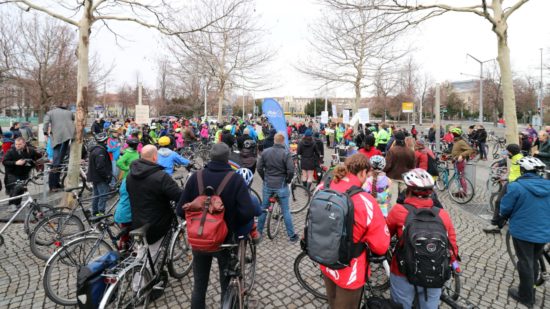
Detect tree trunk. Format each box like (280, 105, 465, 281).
(217, 90, 224, 122)
(353, 80, 361, 114)
(65, 2, 91, 204)
(496, 35, 519, 144)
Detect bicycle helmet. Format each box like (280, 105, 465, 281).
(450, 128, 463, 136)
(402, 168, 434, 189)
(175, 128, 181, 133)
(158, 136, 171, 147)
(126, 138, 139, 148)
(151, 124, 157, 129)
(517, 156, 546, 171)
(236, 168, 254, 186)
(370, 155, 386, 171)
(94, 132, 108, 143)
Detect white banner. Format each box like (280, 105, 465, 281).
(343, 109, 350, 124)
(135, 105, 150, 125)
(332, 105, 337, 118)
(358, 108, 370, 124)
(321, 111, 329, 124)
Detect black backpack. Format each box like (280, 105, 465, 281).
(396, 205, 451, 289)
(426, 153, 439, 177)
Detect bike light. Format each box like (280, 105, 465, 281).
(269, 198, 276, 203)
(104, 277, 117, 284)
(54, 241, 62, 247)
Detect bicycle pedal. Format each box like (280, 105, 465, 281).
(153, 282, 165, 290)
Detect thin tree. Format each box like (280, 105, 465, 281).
(3, 0, 240, 197)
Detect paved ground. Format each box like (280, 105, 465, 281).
(0, 140, 549, 308)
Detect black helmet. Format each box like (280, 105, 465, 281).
(94, 132, 108, 143)
(506, 144, 521, 156)
(126, 138, 139, 148)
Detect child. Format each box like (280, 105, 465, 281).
(174, 128, 184, 150)
(363, 155, 392, 217)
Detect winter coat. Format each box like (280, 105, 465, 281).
(157, 147, 189, 176)
(126, 159, 182, 244)
(43, 107, 75, 147)
(107, 138, 121, 161)
(536, 140, 550, 167)
(3, 146, 40, 178)
(500, 173, 550, 244)
(87, 144, 112, 183)
(384, 145, 416, 181)
(297, 137, 318, 170)
(114, 179, 131, 224)
(116, 148, 140, 179)
(257, 143, 294, 188)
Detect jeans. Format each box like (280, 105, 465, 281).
(48, 140, 70, 189)
(512, 237, 545, 304)
(111, 161, 118, 187)
(92, 181, 110, 215)
(479, 142, 487, 159)
(390, 274, 442, 309)
(257, 184, 296, 239)
(191, 250, 230, 309)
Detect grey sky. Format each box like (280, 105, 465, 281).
(90, 0, 550, 98)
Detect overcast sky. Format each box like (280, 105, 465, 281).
(89, 0, 550, 98)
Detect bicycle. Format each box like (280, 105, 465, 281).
(220, 235, 258, 309)
(0, 177, 56, 246)
(29, 186, 119, 260)
(435, 160, 475, 204)
(266, 193, 283, 240)
(491, 137, 506, 159)
(506, 230, 549, 287)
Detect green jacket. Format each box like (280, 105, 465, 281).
(375, 129, 390, 146)
(149, 131, 158, 143)
(508, 153, 524, 182)
(116, 148, 140, 179)
(537, 140, 550, 168)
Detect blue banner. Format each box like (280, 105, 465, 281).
(262, 98, 288, 145)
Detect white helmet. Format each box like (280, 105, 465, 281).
(236, 168, 254, 186)
(517, 156, 546, 171)
(402, 168, 435, 189)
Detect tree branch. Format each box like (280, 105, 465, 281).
(503, 0, 530, 19)
(10, 0, 78, 26)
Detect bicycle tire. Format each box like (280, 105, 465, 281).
(441, 271, 461, 301)
(43, 236, 113, 306)
(30, 168, 44, 185)
(240, 239, 257, 294)
(368, 260, 391, 293)
(266, 203, 282, 240)
(29, 213, 85, 260)
(24, 203, 55, 235)
(293, 251, 327, 300)
(290, 184, 311, 214)
(221, 283, 241, 309)
(167, 225, 193, 279)
(250, 187, 262, 205)
(435, 169, 447, 191)
(100, 263, 152, 309)
(448, 177, 474, 204)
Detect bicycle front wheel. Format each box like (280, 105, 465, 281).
(167, 225, 193, 279)
(290, 184, 311, 214)
(435, 168, 447, 191)
(266, 204, 282, 240)
(240, 239, 257, 294)
(441, 270, 461, 301)
(447, 176, 474, 204)
(293, 251, 327, 300)
(249, 188, 262, 205)
(30, 213, 85, 260)
(43, 236, 113, 306)
(221, 283, 241, 309)
(100, 263, 151, 309)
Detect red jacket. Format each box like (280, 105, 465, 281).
(320, 174, 390, 289)
(386, 196, 459, 277)
(414, 149, 434, 171)
(343, 128, 353, 141)
(359, 147, 382, 159)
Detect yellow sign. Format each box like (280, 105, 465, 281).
(402, 102, 414, 113)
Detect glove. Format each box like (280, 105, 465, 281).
(452, 261, 461, 273)
(493, 215, 508, 229)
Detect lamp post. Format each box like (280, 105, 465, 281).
(538, 48, 544, 129)
(467, 54, 493, 124)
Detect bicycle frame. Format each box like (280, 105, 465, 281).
(0, 193, 33, 236)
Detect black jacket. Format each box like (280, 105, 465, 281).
(87, 144, 112, 183)
(177, 161, 259, 234)
(476, 129, 487, 143)
(257, 143, 294, 188)
(126, 159, 182, 244)
(3, 146, 39, 178)
(298, 137, 319, 170)
(91, 121, 102, 135)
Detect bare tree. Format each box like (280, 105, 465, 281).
(169, 0, 274, 121)
(0, 11, 19, 107)
(373, 65, 399, 120)
(417, 73, 433, 125)
(3, 0, 240, 195)
(331, 0, 532, 143)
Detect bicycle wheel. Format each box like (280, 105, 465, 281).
(250, 187, 262, 205)
(435, 166, 448, 191)
(43, 236, 113, 306)
(266, 203, 282, 240)
(167, 225, 193, 279)
(290, 184, 311, 214)
(447, 176, 474, 204)
(368, 260, 391, 293)
(24, 203, 55, 235)
(221, 283, 241, 309)
(240, 239, 257, 294)
(293, 251, 327, 300)
(100, 263, 152, 309)
(492, 144, 500, 159)
(30, 213, 85, 260)
(485, 178, 502, 196)
(441, 270, 461, 301)
(30, 168, 44, 185)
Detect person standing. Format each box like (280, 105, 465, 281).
(43, 105, 75, 192)
(116, 138, 140, 179)
(499, 157, 550, 308)
(410, 125, 418, 140)
(91, 118, 102, 135)
(358, 135, 382, 159)
(375, 123, 391, 153)
(384, 131, 416, 206)
(106, 129, 121, 186)
(298, 129, 319, 191)
(87, 133, 113, 216)
(257, 133, 298, 242)
(476, 125, 488, 160)
(533, 131, 550, 168)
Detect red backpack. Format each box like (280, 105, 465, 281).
(183, 170, 234, 252)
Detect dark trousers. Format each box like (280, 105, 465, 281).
(191, 249, 230, 309)
(5, 173, 26, 206)
(491, 182, 508, 224)
(323, 275, 363, 309)
(479, 142, 487, 159)
(48, 140, 70, 189)
(512, 237, 545, 304)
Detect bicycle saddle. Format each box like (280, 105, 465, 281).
(130, 223, 151, 238)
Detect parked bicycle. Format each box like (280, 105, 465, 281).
(221, 235, 257, 309)
(435, 158, 475, 204)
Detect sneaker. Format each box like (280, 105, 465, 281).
(508, 287, 534, 308)
(8, 205, 18, 213)
(482, 225, 501, 234)
(289, 234, 299, 243)
(95, 212, 105, 217)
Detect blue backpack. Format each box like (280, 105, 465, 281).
(77, 251, 119, 309)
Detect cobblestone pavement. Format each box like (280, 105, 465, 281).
(0, 149, 549, 308)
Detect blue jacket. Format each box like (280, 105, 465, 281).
(114, 179, 131, 224)
(157, 147, 189, 176)
(107, 138, 121, 161)
(500, 173, 550, 243)
(246, 125, 258, 140)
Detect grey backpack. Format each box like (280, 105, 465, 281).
(303, 185, 365, 269)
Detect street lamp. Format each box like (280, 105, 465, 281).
(467, 54, 493, 124)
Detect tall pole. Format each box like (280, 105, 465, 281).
(314, 98, 317, 119)
(242, 93, 245, 119)
(540, 48, 544, 128)
(467, 54, 492, 124)
(435, 84, 441, 153)
(204, 82, 207, 120)
(138, 83, 142, 106)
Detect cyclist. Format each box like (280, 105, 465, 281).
(384, 131, 415, 206)
(156, 136, 190, 176)
(358, 135, 382, 159)
(177, 143, 259, 309)
(298, 129, 320, 191)
(449, 127, 474, 198)
(116, 138, 140, 179)
(386, 168, 459, 309)
(363, 155, 392, 217)
(320, 154, 389, 308)
(498, 157, 550, 308)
